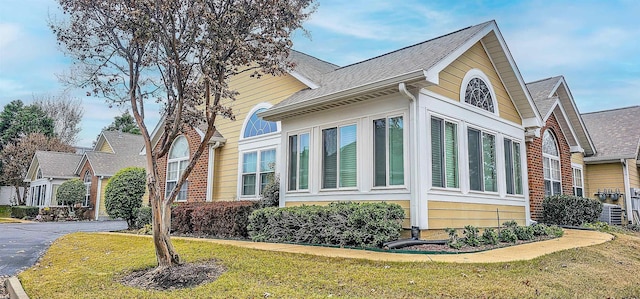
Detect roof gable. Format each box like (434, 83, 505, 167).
(526, 76, 596, 156)
(25, 151, 82, 181)
(582, 106, 640, 162)
(261, 21, 542, 128)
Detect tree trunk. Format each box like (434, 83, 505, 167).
(148, 165, 181, 268)
(14, 186, 24, 205)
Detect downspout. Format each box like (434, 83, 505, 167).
(94, 176, 103, 221)
(206, 141, 222, 202)
(399, 82, 421, 233)
(622, 159, 634, 224)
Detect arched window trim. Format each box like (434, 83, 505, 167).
(542, 129, 562, 196)
(166, 135, 189, 202)
(459, 69, 499, 115)
(240, 103, 281, 140)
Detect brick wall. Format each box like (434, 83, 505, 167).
(156, 126, 210, 203)
(526, 113, 574, 221)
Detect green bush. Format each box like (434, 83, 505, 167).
(514, 225, 535, 241)
(258, 174, 279, 208)
(542, 195, 602, 226)
(248, 202, 405, 248)
(462, 225, 480, 247)
(104, 167, 146, 229)
(481, 228, 499, 245)
(171, 201, 257, 238)
(11, 206, 39, 219)
(532, 223, 549, 236)
(57, 179, 85, 208)
(545, 225, 564, 237)
(499, 228, 517, 243)
(134, 206, 152, 229)
(0, 205, 11, 217)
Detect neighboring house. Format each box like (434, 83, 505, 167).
(24, 151, 82, 207)
(525, 76, 596, 221)
(153, 50, 337, 204)
(75, 131, 146, 220)
(582, 106, 640, 224)
(260, 20, 544, 234)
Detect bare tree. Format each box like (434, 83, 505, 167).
(52, 0, 315, 269)
(33, 92, 84, 145)
(0, 133, 75, 204)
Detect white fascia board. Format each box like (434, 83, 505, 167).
(259, 69, 427, 121)
(554, 103, 581, 148)
(72, 154, 89, 176)
(24, 154, 40, 182)
(289, 70, 319, 89)
(570, 146, 584, 153)
(555, 79, 597, 155)
(522, 117, 542, 128)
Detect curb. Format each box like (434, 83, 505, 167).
(5, 277, 29, 299)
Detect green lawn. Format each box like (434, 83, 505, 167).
(19, 232, 640, 298)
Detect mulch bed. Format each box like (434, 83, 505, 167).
(120, 260, 226, 291)
(396, 236, 556, 254)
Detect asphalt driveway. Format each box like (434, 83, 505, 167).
(0, 220, 127, 276)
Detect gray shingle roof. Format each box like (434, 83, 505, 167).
(271, 21, 493, 110)
(287, 50, 339, 84)
(34, 151, 82, 179)
(582, 106, 640, 161)
(526, 76, 562, 116)
(87, 132, 146, 176)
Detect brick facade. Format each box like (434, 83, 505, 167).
(156, 126, 211, 203)
(526, 113, 575, 220)
(77, 162, 97, 219)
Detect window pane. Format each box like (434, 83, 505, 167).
(169, 136, 189, 159)
(575, 187, 583, 197)
(166, 181, 176, 197)
(242, 174, 256, 195)
(504, 139, 514, 195)
(444, 122, 458, 188)
(514, 143, 523, 195)
(551, 159, 561, 180)
(389, 116, 404, 185)
(244, 108, 278, 138)
(243, 152, 257, 173)
(373, 119, 386, 187)
(544, 180, 551, 196)
(431, 117, 444, 187)
(288, 135, 297, 191)
(260, 173, 271, 194)
(322, 128, 337, 189)
(543, 157, 550, 179)
(177, 182, 188, 201)
(167, 162, 178, 180)
(483, 133, 497, 192)
(339, 125, 357, 188)
(553, 181, 562, 195)
(260, 149, 276, 172)
(468, 129, 482, 191)
(299, 133, 309, 190)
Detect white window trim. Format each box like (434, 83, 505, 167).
(83, 170, 91, 207)
(239, 102, 281, 142)
(503, 137, 524, 197)
(543, 130, 562, 196)
(287, 130, 312, 193)
(572, 163, 584, 197)
(466, 124, 499, 194)
(318, 121, 359, 191)
(429, 114, 461, 191)
(459, 68, 500, 116)
(166, 135, 189, 202)
(239, 147, 277, 199)
(370, 113, 408, 190)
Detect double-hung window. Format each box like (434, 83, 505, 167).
(573, 166, 583, 197)
(504, 138, 523, 195)
(288, 133, 310, 191)
(468, 128, 497, 192)
(322, 124, 357, 189)
(166, 136, 189, 201)
(542, 130, 561, 196)
(242, 149, 276, 196)
(431, 117, 458, 188)
(373, 116, 404, 187)
(83, 170, 91, 206)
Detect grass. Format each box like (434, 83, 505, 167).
(0, 218, 20, 223)
(19, 232, 640, 298)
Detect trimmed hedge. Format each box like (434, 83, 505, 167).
(542, 195, 603, 226)
(247, 202, 405, 248)
(11, 206, 39, 219)
(171, 201, 257, 238)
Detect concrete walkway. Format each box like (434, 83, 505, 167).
(110, 228, 614, 263)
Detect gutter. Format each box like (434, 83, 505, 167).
(622, 159, 634, 224)
(259, 69, 429, 121)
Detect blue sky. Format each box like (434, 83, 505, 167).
(1, 0, 639, 147)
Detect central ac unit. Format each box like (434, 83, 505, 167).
(599, 203, 623, 226)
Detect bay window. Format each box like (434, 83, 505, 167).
(373, 116, 404, 187)
(322, 124, 357, 189)
(468, 128, 497, 192)
(288, 133, 309, 191)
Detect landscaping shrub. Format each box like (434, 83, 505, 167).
(248, 202, 405, 248)
(481, 228, 499, 245)
(498, 228, 518, 243)
(0, 205, 10, 217)
(171, 201, 257, 238)
(258, 174, 279, 208)
(462, 225, 480, 247)
(134, 206, 152, 229)
(514, 225, 535, 241)
(57, 179, 85, 208)
(104, 167, 146, 229)
(542, 195, 602, 226)
(11, 206, 39, 219)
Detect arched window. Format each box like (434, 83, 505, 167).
(542, 130, 561, 196)
(36, 168, 43, 179)
(166, 136, 189, 201)
(243, 108, 278, 138)
(83, 170, 91, 206)
(239, 104, 280, 198)
(460, 69, 497, 113)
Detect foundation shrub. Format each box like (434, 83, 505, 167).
(171, 201, 257, 238)
(133, 206, 152, 229)
(248, 202, 404, 248)
(481, 227, 499, 245)
(542, 195, 602, 226)
(462, 225, 480, 247)
(11, 206, 39, 219)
